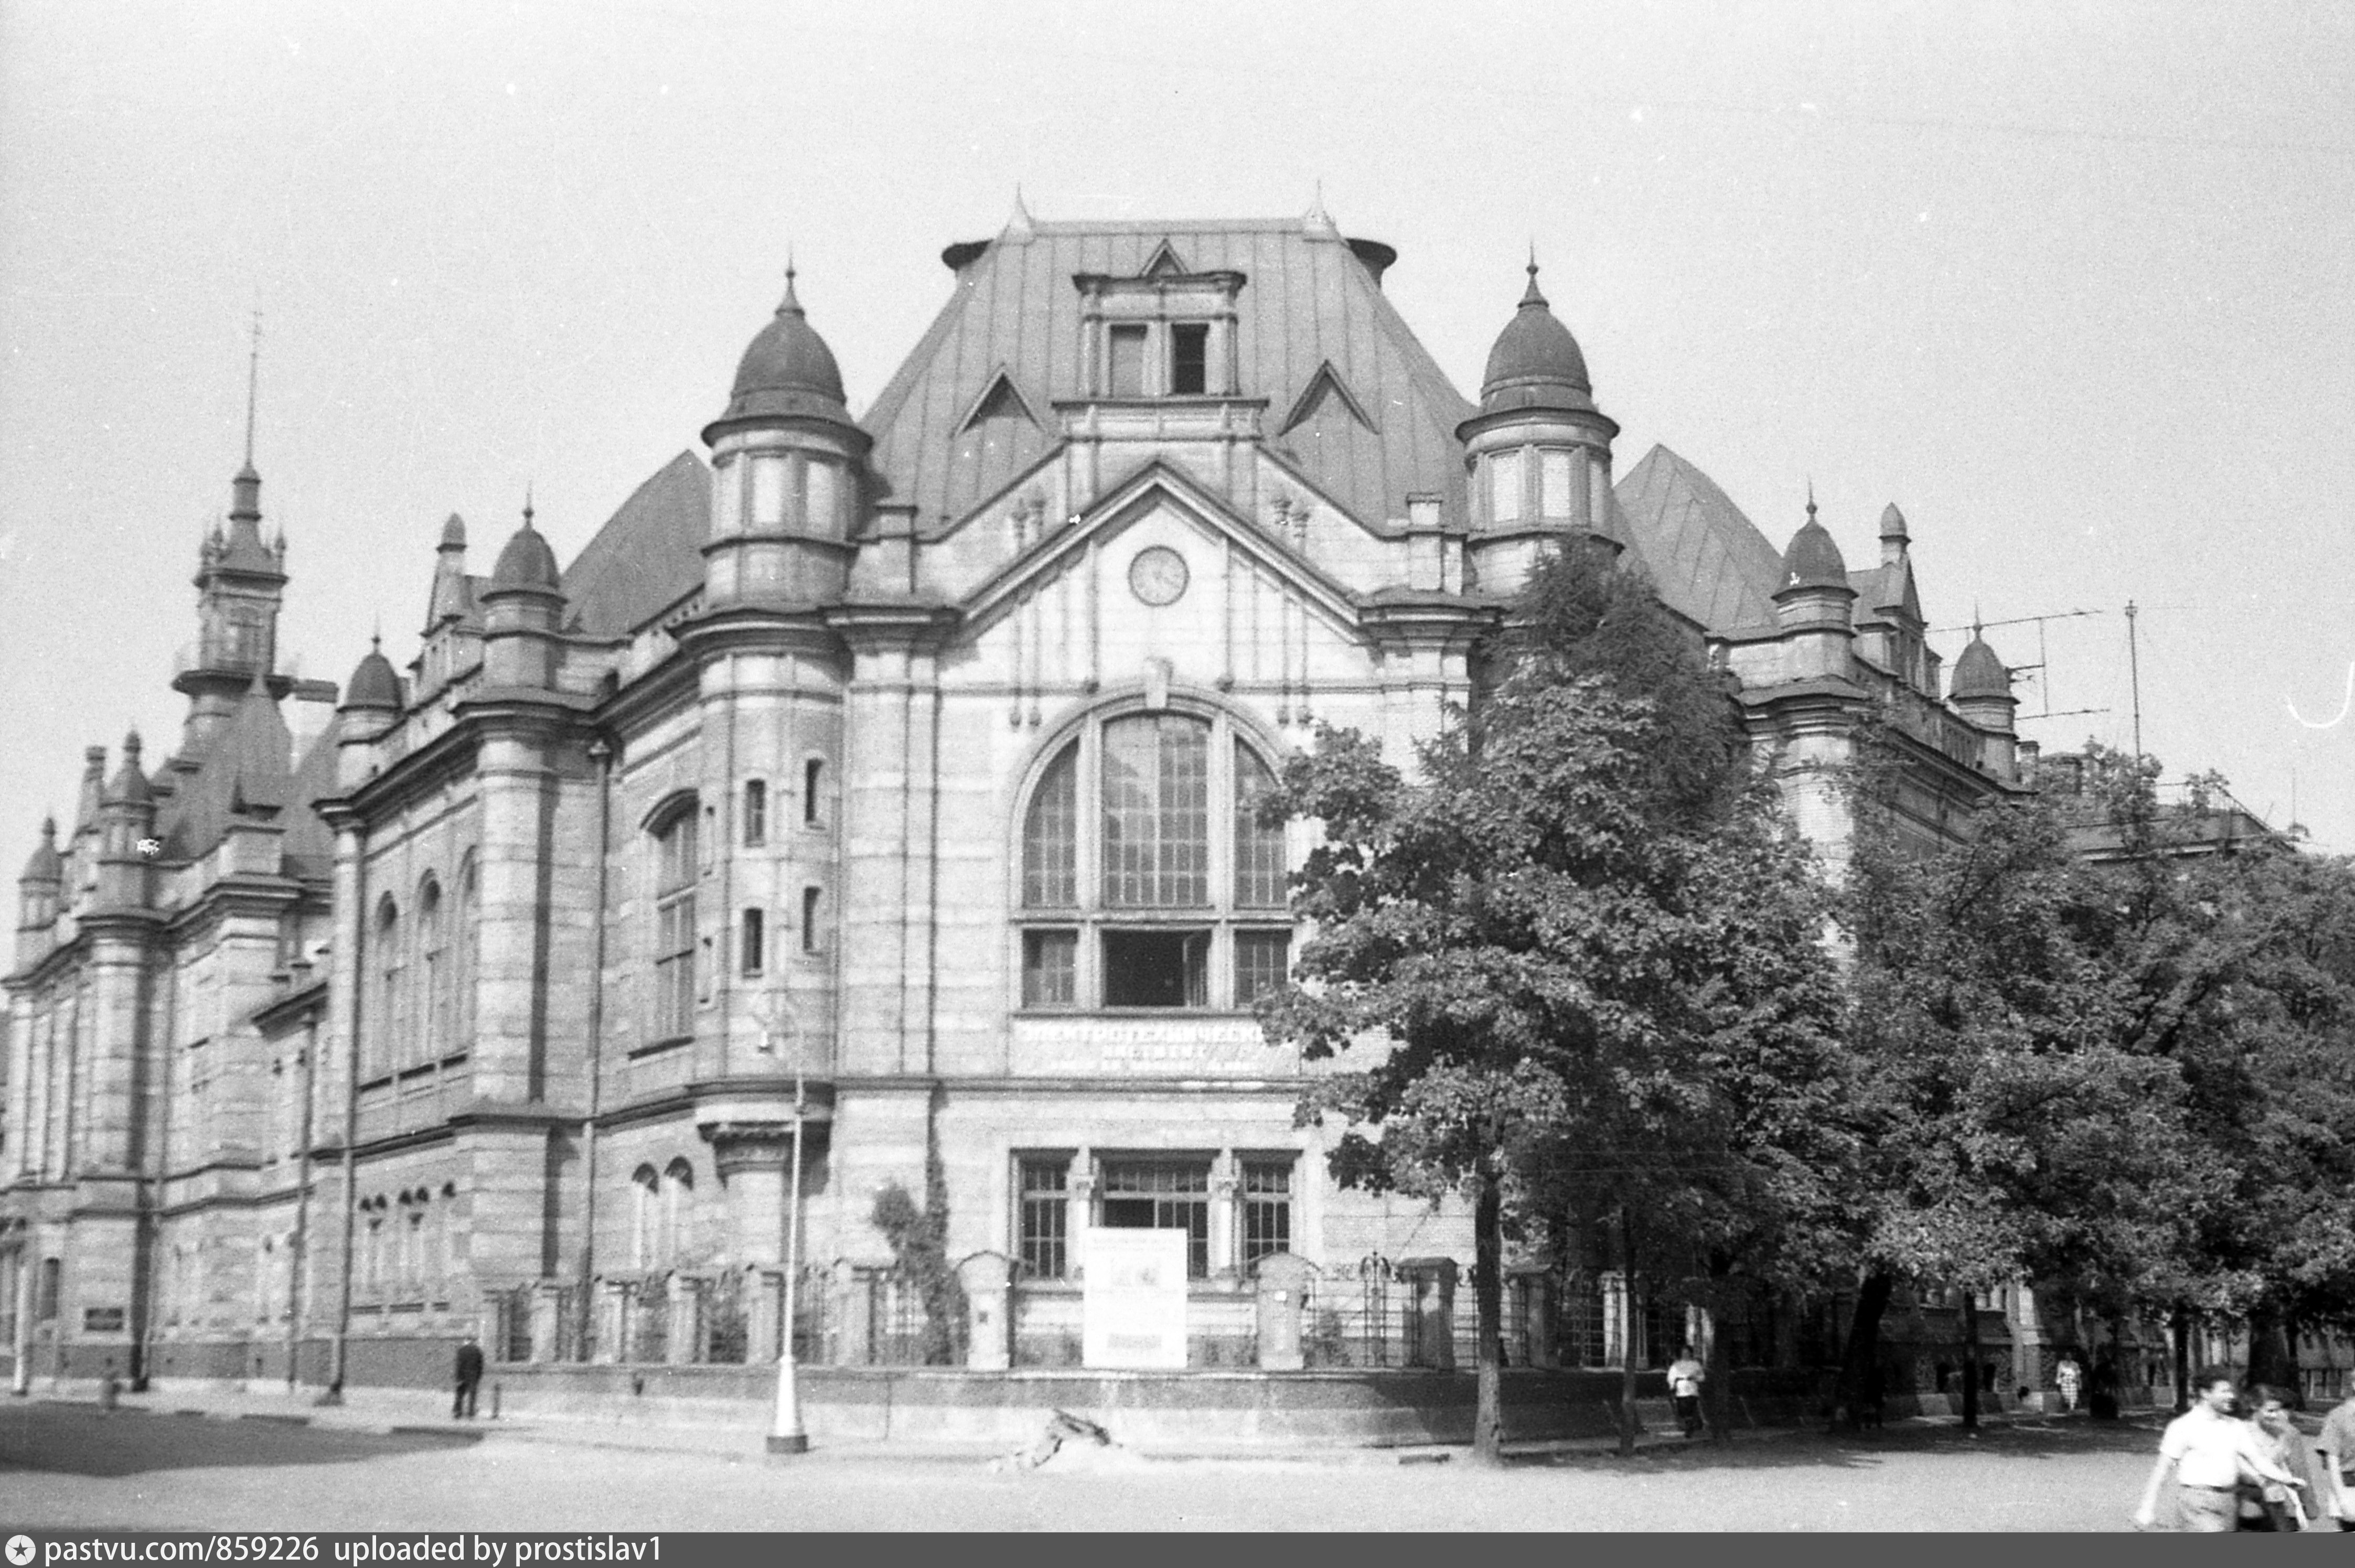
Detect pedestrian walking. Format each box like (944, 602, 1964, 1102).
(1666, 1344, 1706, 1439)
(2133, 1368, 2306, 1531)
(453, 1336, 485, 1421)
(2240, 1383, 2329, 1531)
(2055, 1357, 2081, 1413)
(2319, 1384, 2355, 1532)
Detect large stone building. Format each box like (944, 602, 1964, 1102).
(5, 207, 2057, 1395)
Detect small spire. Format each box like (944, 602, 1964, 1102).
(1006, 185, 1035, 238)
(41, 815, 57, 844)
(1805, 479, 1817, 524)
(778, 253, 802, 317)
(1520, 249, 1546, 308)
(242, 306, 262, 471)
(1972, 603, 1984, 640)
(522, 482, 536, 531)
(123, 728, 143, 760)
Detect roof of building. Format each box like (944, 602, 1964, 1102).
(1780, 514, 1850, 593)
(104, 732, 153, 806)
(559, 450, 712, 637)
(344, 643, 403, 710)
(1951, 635, 2011, 700)
(19, 818, 60, 884)
(711, 272, 853, 429)
(1610, 444, 1784, 632)
(490, 517, 562, 593)
(1477, 263, 1594, 414)
(861, 218, 1475, 537)
(1847, 561, 1923, 627)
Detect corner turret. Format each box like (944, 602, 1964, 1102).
(1456, 259, 1621, 594)
(481, 498, 567, 689)
(95, 731, 158, 909)
(336, 636, 404, 790)
(16, 817, 62, 964)
(1950, 627, 2018, 779)
(1773, 495, 1856, 681)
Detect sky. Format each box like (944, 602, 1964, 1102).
(2, 0, 2350, 863)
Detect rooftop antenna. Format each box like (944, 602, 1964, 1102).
(243, 306, 262, 468)
(2126, 599, 2144, 760)
(1932, 606, 2112, 721)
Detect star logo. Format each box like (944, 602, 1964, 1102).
(6, 1534, 36, 1566)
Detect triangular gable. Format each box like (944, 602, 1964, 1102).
(955, 367, 1042, 434)
(1141, 238, 1191, 278)
(960, 458, 1363, 637)
(1277, 360, 1377, 436)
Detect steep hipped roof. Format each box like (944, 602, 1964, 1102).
(862, 219, 1476, 536)
(559, 450, 712, 637)
(155, 681, 291, 858)
(1611, 445, 1783, 633)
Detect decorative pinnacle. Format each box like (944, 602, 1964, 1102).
(522, 482, 535, 531)
(779, 252, 802, 316)
(243, 307, 262, 469)
(1520, 249, 1546, 308)
(1806, 479, 1817, 523)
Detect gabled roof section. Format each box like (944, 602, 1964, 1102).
(863, 219, 1475, 540)
(560, 450, 711, 637)
(1141, 238, 1191, 278)
(1848, 562, 1923, 627)
(957, 367, 1042, 434)
(1613, 444, 1784, 635)
(1278, 360, 1377, 436)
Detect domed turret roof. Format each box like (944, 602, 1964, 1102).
(105, 731, 153, 806)
(344, 638, 403, 711)
(440, 513, 467, 549)
(1879, 502, 1909, 540)
(1951, 634, 2011, 701)
(1478, 262, 1594, 415)
(20, 818, 61, 884)
(711, 269, 853, 431)
(1779, 500, 1849, 592)
(490, 505, 561, 593)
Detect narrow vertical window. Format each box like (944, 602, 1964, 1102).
(714, 456, 743, 536)
(1169, 323, 1209, 394)
(453, 853, 478, 1048)
(1017, 1156, 1071, 1280)
(661, 1159, 695, 1266)
(1022, 745, 1078, 907)
(1490, 448, 1524, 523)
(1021, 930, 1077, 1007)
(652, 807, 698, 1040)
(373, 897, 402, 1078)
(740, 908, 766, 979)
(804, 759, 825, 828)
(1242, 1160, 1293, 1265)
(1107, 324, 1147, 397)
(750, 455, 786, 528)
(1233, 743, 1284, 908)
(630, 1166, 658, 1269)
(743, 780, 767, 847)
(417, 878, 445, 1064)
(1540, 449, 1574, 518)
(1234, 931, 1291, 1005)
(800, 887, 823, 954)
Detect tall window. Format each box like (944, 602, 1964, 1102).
(1016, 708, 1291, 1011)
(1241, 1159, 1293, 1265)
(1099, 1157, 1211, 1279)
(740, 908, 766, 978)
(417, 877, 445, 1063)
(630, 1165, 659, 1269)
(1107, 324, 1147, 397)
(1016, 1156, 1071, 1280)
(453, 853, 478, 1049)
(372, 896, 402, 1077)
(743, 780, 767, 847)
(800, 887, 823, 954)
(803, 759, 826, 828)
(661, 1158, 695, 1267)
(651, 804, 698, 1041)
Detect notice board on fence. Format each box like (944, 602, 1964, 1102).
(1080, 1227, 1188, 1369)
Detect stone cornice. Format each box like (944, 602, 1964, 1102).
(822, 603, 963, 653)
(670, 603, 844, 662)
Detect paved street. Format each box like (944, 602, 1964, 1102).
(0, 1401, 2172, 1531)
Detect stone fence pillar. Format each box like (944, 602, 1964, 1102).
(1254, 1253, 1314, 1370)
(958, 1251, 1014, 1371)
(1398, 1257, 1459, 1370)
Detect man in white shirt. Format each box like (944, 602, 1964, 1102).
(2134, 1368, 2306, 1531)
(1666, 1345, 1706, 1439)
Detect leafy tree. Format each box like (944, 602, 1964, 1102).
(1259, 545, 1849, 1460)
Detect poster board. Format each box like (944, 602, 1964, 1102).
(1080, 1227, 1189, 1369)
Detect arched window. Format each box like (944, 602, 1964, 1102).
(417, 876, 445, 1065)
(803, 759, 826, 828)
(661, 1158, 695, 1267)
(1015, 707, 1292, 1012)
(630, 1165, 659, 1270)
(650, 803, 698, 1041)
(453, 852, 478, 1049)
(372, 896, 402, 1078)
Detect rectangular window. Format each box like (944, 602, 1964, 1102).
(804, 760, 825, 828)
(1241, 1160, 1293, 1265)
(1234, 930, 1291, 1005)
(36, 1258, 60, 1321)
(1107, 324, 1148, 398)
(1540, 449, 1574, 518)
(804, 459, 839, 539)
(1102, 715, 1209, 907)
(1017, 1156, 1071, 1280)
(743, 780, 766, 847)
(1169, 323, 1209, 394)
(714, 459, 744, 535)
(750, 455, 787, 528)
(1099, 1158, 1211, 1278)
(800, 886, 823, 954)
(1021, 929, 1077, 1007)
(1490, 448, 1524, 523)
(1102, 929, 1208, 1008)
(655, 897, 695, 1038)
(740, 908, 765, 979)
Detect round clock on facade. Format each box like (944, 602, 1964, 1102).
(1128, 545, 1190, 606)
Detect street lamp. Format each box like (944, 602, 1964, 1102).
(750, 987, 809, 1457)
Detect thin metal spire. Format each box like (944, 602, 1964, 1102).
(1805, 478, 1817, 523)
(522, 481, 536, 530)
(243, 307, 262, 468)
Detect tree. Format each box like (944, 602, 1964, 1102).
(1259, 545, 1850, 1461)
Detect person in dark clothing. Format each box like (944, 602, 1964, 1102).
(453, 1337, 485, 1420)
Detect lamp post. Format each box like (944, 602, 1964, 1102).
(751, 987, 808, 1456)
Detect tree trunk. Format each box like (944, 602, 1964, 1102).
(2170, 1301, 2191, 1415)
(1959, 1285, 1982, 1431)
(1703, 1256, 1734, 1444)
(1834, 1271, 1896, 1431)
(1471, 1165, 1504, 1466)
(1617, 1205, 1639, 1457)
(2245, 1300, 2296, 1402)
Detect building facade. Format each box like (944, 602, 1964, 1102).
(6, 208, 2063, 1391)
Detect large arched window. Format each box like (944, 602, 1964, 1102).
(650, 802, 698, 1042)
(452, 852, 478, 1049)
(416, 876, 445, 1065)
(1016, 707, 1291, 1011)
(372, 896, 402, 1078)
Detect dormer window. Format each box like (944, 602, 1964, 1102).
(1074, 255, 1248, 402)
(1170, 324, 1209, 394)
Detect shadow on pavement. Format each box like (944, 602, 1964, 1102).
(1517, 1417, 2166, 1473)
(0, 1404, 470, 1479)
